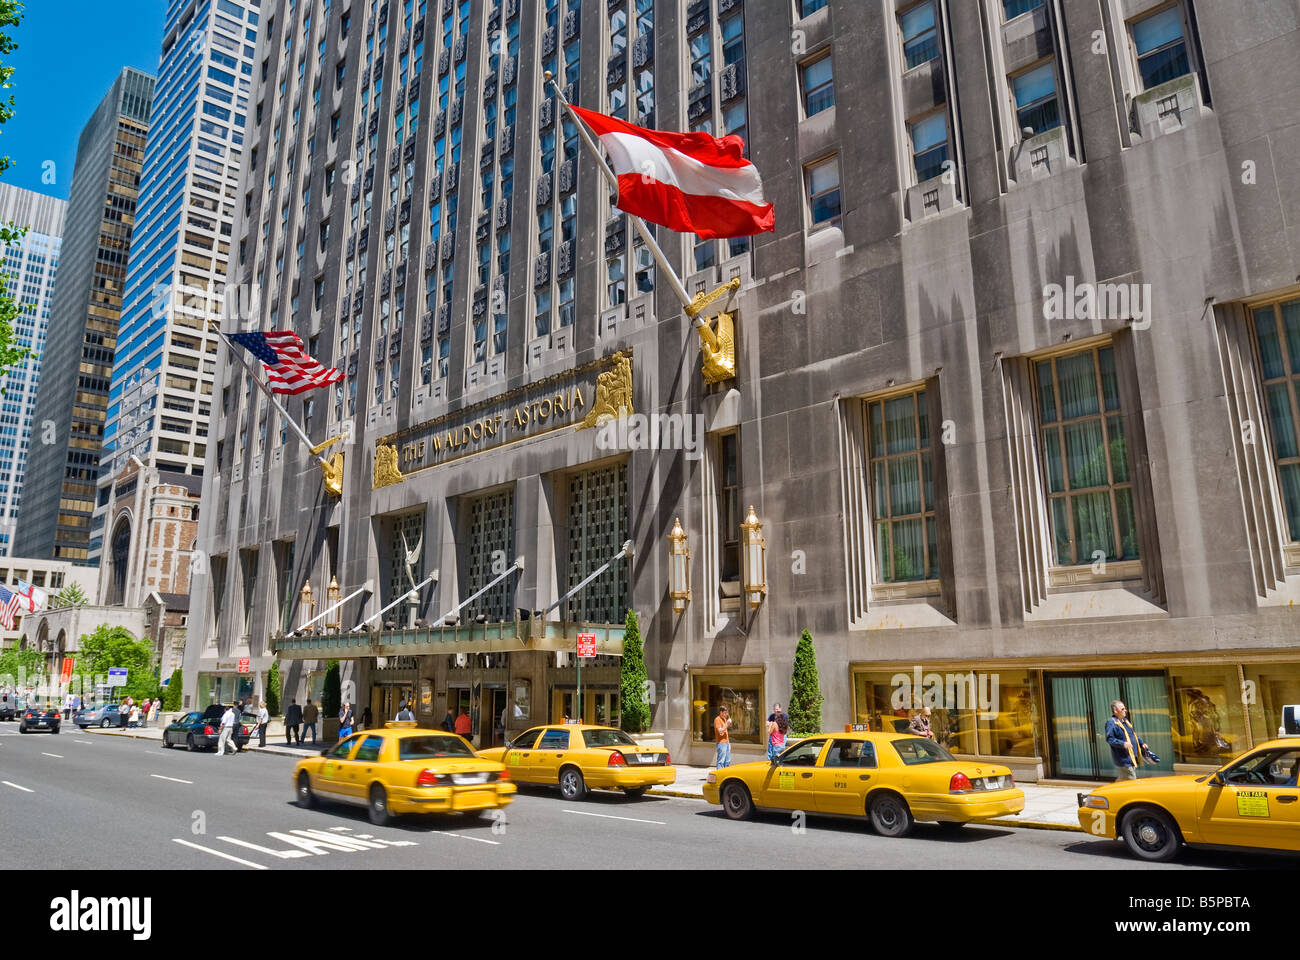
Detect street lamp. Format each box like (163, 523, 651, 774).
(326, 576, 342, 632)
(740, 505, 767, 610)
(299, 580, 314, 632)
(668, 517, 691, 614)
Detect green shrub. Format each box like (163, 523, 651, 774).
(322, 660, 341, 716)
(266, 660, 281, 715)
(162, 669, 183, 711)
(789, 629, 824, 736)
(619, 609, 651, 734)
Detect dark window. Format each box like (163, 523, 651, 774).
(538, 729, 571, 750)
(508, 728, 543, 750)
(824, 738, 878, 768)
(778, 738, 827, 765)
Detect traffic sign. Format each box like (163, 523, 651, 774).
(107, 668, 128, 687)
(237, 658, 250, 674)
(577, 633, 596, 658)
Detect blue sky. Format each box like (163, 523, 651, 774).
(3, 1, 164, 199)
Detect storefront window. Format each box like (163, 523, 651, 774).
(511, 678, 531, 723)
(692, 671, 762, 744)
(1244, 662, 1300, 746)
(852, 669, 982, 756)
(976, 670, 1040, 759)
(1169, 666, 1243, 766)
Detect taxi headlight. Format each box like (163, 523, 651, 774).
(706, 773, 717, 784)
(1080, 795, 1109, 810)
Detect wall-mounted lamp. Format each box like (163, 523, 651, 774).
(740, 505, 767, 611)
(298, 580, 314, 631)
(325, 576, 341, 631)
(668, 516, 691, 614)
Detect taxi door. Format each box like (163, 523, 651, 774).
(814, 738, 878, 816)
(759, 738, 827, 812)
(1199, 747, 1300, 851)
(342, 734, 388, 799)
(532, 727, 574, 785)
(317, 735, 364, 797)
(503, 727, 544, 782)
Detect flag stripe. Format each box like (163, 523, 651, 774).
(615, 174, 775, 241)
(229, 331, 343, 395)
(571, 104, 753, 169)
(599, 131, 767, 206)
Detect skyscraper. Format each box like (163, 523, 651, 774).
(0, 184, 67, 557)
(92, 0, 261, 603)
(14, 67, 155, 563)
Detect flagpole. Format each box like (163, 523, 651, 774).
(544, 73, 716, 333)
(208, 322, 332, 471)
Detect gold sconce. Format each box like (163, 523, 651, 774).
(326, 576, 342, 631)
(299, 580, 314, 631)
(740, 505, 767, 610)
(668, 517, 691, 614)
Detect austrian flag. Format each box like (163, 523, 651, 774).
(229, 330, 344, 395)
(571, 105, 774, 240)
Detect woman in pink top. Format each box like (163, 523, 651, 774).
(767, 702, 789, 762)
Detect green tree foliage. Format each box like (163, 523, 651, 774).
(0, 645, 41, 685)
(322, 660, 341, 715)
(162, 669, 183, 710)
(619, 609, 651, 734)
(266, 660, 281, 715)
(72, 625, 157, 701)
(0, 1, 33, 383)
(789, 629, 824, 736)
(50, 582, 88, 608)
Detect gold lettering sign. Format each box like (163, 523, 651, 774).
(372, 351, 633, 487)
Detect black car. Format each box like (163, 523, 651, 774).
(18, 704, 61, 734)
(162, 705, 253, 751)
(0, 693, 17, 721)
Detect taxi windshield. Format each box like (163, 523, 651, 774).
(399, 736, 476, 760)
(891, 738, 956, 764)
(582, 729, 636, 748)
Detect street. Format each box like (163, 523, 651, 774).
(2, 728, 1293, 871)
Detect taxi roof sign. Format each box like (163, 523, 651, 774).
(385, 720, 419, 728)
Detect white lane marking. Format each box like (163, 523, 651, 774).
(171, 838, 268, 870)
(218, 836, 311, 859)
(430, 830, 500, 845)
(150, 774, 193, 784)
(2, 780, 33, 792)
(75, 740, 93, 745)
(562, 809, 665, 825)
(292, 829, 389, 850)
(41, 752, 63, 758)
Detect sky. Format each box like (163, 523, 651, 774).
(2, 1, 164, 200)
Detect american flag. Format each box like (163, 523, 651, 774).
(0, 585, 21, 630)
(228, 331, 343, 395)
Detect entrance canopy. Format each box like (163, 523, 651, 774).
(272, 618, 625, 661)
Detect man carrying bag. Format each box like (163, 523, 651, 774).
(1105, 700, 1158, 781)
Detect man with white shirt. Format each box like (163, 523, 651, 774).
(215, 703, 239, 757)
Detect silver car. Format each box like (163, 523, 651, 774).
(74, 704, 122, 729)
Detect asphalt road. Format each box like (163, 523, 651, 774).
(1, 726, 1294, 871)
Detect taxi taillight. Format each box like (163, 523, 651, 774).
(608, 751, 628, 766)
(665, 751, 671, 765)
(418, 769, 452, 786)
(497, 768, 510, 781)
(949, 772, 974, 794)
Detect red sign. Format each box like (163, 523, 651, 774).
(60, 658, 74, 684)
(576, 634, 596, 658)
(237, 658, 250, 674)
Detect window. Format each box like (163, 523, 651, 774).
(538, 728, 570, 750)
(867, 389, 938, 583)
(892, 738, 955, 764)
(535, 289, 551, 337)
(909, 111, 948, 183)
(806, 155, 841, 228)
(354, 736, 384, 762)
(719, 432, 741, 587)
(1034, 345, 1139, 567)
(1253, 299, 1300, 540)
(1131, 5, 1191, 90)
(558, 277, 574, 328)
(1012, 61, 1060, 136)
(824, 739, 878, 768)
(692, 671, 763, 744)
(777, 738, 826, 766)
(799, 0, 827, 16)
(508, 727, 543, 750)
(606, 255, 626, 306)
(801, 54, 834, 117)
(1003, 0, 1044, 19)
(901, 2, 938, 70)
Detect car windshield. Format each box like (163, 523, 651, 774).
(891, 738, 956, 764)
(582, 729, 636, 748)
(399, 736, 476, 760)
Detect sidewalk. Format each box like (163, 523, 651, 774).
(91, 725, 1083, 830)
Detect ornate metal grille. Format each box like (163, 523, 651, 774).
(388, 513, 425, 609)
(566, 463, 629, 623)
(466, 489, 515, 620)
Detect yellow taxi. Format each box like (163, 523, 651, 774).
(477, 724, 675, 800)
(703, 731, 1025, 837)
(293, 723, 515, 825)
(1077, 737, 1300, 861)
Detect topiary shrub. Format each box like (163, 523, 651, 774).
(266, 660, 281, 715)
(788, 629, 824, 737)
(162, 669, 183, 711)
(619, 609, 651, 734)
(322, 660, 341, 716)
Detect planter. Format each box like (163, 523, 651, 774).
(322, 717, 340, 741)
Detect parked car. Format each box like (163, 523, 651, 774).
(18, 704, 62, 734)
(161, 705, 252, 751)
(478, 724, 675, 800)
(0, 693, 18, 721)
(74, 704, 122, 729)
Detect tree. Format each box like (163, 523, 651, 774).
(162, 669, 183, 711)
(788, 629, 824, 736)
(266, 660, 281, 715)
(72, 624, 157, 701)
(619, 609, 651, 734)
(0, 645, 41, 687)
(50, 582, 88, 609)
(322, 660, 341, 716)
(0, 1, 33, 384)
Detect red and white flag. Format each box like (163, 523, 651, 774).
(229, 331, 344, 395)
(570, 105, 774, 240)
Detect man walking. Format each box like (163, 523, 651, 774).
(338, 700, 354, 739)
(395, 700, 415, 722)
(302, 699, 319, 744)
(454, 707, 472, 739)
(255, 700, 269, 747)
(285, 698, 302, 744)
(714, 705, 732, 768)
(1105, 700, 1155, 781)
(215, 703, 239, 757)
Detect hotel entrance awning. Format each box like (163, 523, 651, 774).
(272, 618, 626, 661)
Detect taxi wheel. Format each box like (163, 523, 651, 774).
(297, 773, 317, 809)
(559, 767, 587, 801)
(623, 786, 649, 798)
(1120, 806, 1181, 862)
(869, 793, 914, 838)
(721, 781, 753, 820)
(368, 784, 392, 826)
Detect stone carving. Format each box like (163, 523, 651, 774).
(577, 352, 634, 429)
(373, 444, 406, 489)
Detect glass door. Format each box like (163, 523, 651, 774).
(1048, 672, 1174, 779)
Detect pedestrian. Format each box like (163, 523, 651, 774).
(440, 707, 455, 732)
(215, 703, 239, 757)
(361, 705, 373, 730)
(1105, 700, 1157, 781)
(302, 699, 319, 743)
(908, 706, 935, 740)
(714, 704, 733, 768)
(118, 697, 130, 728)
(454, 706, 472, 738)
(395, 700, 415, 722)
(338, 700, 354, 738)
(766, 702, 789, 762)
(256, 700, 269, 747)
(285, 698, 303, 744)
(140, 698, 151, 728)
(148, 698, 159, 724)
(128, 703, 140, 728)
